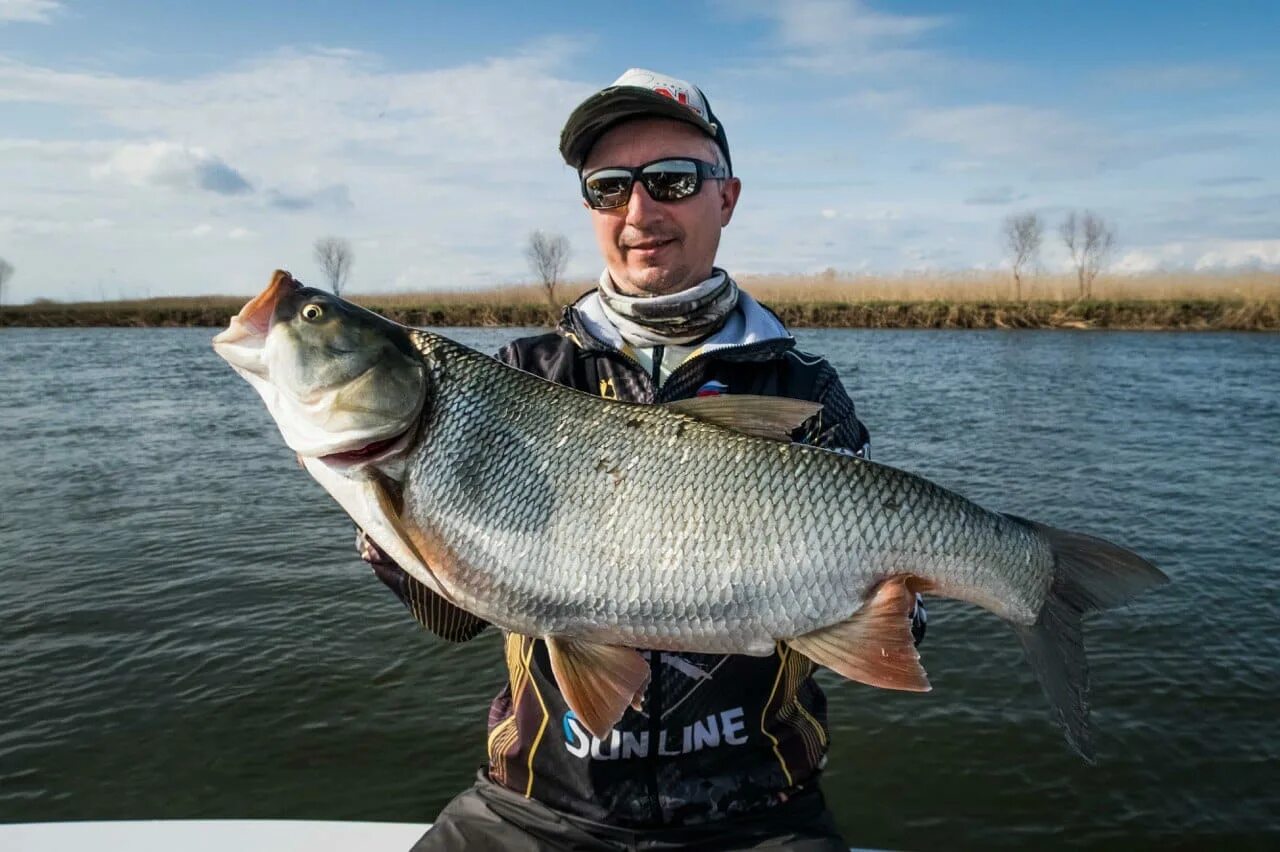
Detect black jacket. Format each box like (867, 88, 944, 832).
(372, 293, 907, 827)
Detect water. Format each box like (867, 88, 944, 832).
(1, 327, 1277, 849)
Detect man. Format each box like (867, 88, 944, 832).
(360, 69, 926, 851)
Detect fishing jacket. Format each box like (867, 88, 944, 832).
(371, 289, 920, 828)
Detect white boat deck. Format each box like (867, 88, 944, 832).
(0, 820, 430, 851)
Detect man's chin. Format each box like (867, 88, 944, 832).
(618, 265, 692, 296)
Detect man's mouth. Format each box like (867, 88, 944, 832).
(626, 238, 675, 253)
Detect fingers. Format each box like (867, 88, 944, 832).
(355, 526, 393, 565)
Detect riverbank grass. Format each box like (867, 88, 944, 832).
(4, 271, 1277, 330)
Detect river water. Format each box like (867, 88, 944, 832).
(1, 327, 1277, 849)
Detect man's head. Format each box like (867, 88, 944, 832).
(560, 70, 741, 297)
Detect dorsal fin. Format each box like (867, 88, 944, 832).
(664, 395, 822, 442)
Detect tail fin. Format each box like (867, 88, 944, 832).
(1008, 517, 1169, 761)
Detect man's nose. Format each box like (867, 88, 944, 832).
(625, 179, 664, 225)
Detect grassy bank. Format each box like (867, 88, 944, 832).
(4, 271, 1278, 330)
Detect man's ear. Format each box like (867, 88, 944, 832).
(720, 177, 742, 226)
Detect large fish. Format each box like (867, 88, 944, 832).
(214, 270, 1167, 759)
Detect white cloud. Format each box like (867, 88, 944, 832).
(1193, 239, 1280, 270)
(0, 44, 596, 301)
(964, 185, 1025, 206)
(726, 0, 950, 76)
(902, 104, 1098, 172)
(1113, 248, 1172, 274)
(0, 0, 62, 24)
(92, 141, 253, 195)
(1103, 63, 1244, 92)
(1105, 240, 1280, 273)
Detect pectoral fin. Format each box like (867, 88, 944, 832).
(787, 576, 931, 692)
(367, 474, 455, 599)
(664, 395, 822, 442)
(545, 638, 650, 739)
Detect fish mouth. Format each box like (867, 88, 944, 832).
(316, 422, 417, 471)
(212, 269, 300, 370)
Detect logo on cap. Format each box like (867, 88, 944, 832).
(613, 68, 710, 123)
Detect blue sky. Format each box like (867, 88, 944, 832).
(1, 0, 1277, 302)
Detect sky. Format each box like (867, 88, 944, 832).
(1, 0, 1277, 303)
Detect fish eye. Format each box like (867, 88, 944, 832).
(301, 303, 324, 321)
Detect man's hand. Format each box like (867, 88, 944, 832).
(910, 593, 928, 646)
(356, 526, 408, 593)
(356, 527, 394, 565)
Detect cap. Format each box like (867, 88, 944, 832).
(560, 68, 732, 175)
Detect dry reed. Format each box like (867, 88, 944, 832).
(4, 271, 1277, 330)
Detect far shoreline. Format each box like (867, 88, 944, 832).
(2, 297, 1277, 332)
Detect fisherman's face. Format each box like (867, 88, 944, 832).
(582, 117, 741, 297)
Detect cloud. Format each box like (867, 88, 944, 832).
(730, 0, 950, 75)
(1197, 175, 1263, 187)
(1106, 239, 1280, 273)
(266, 184, 353, 212)
(92, 141, 253, 195)
(0, 44, 595, 300)
(1102, 63, 1244, 92)
(900, 103, 1247, 177)
(1193, 239, 1280, 270)
(964, 185, 1025, 206)
(0, 0, 62, 24)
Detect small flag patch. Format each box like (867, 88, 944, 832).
(696, 380, 728, 397)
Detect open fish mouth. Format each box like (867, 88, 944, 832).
(316, 422, 417, 470)
(212, 270, 301, 373)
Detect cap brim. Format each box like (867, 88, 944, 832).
(560, 87, 719, 169)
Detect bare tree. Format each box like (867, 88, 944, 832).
(0, 258, 12, 307)
(1059, 211, 1116, 299)
(525, 230, 571, 308)
(313, 237, 353, 296)
(1002, 212, 1042, 301)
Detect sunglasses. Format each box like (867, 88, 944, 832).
(581, 157, 729, 210)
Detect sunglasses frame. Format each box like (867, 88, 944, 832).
(580, 157, 729, 210)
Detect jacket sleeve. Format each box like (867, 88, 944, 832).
(358, 526, 490, 643)
(798, 360, 872, 458)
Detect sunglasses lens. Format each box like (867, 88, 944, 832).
(584, 169, 633, 209)
(641, 159, 700, 201)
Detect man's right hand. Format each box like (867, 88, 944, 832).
(356, 526, 394, 566)
(356, 526, 410, 596)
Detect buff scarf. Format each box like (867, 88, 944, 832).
(595, 268, 740, 347)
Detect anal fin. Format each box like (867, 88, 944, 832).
(788, 575, 931, 692)
(545, 638, 650, 739)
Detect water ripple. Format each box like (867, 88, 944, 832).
(1, 327, 1277, 847)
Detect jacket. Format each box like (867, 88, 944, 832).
(370, 289, 910, 827)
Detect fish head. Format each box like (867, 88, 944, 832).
(213, 270, 425, 471)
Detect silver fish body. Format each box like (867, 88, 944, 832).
(404, 329, 1052, 649)
(215, 272, 1168, 759)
